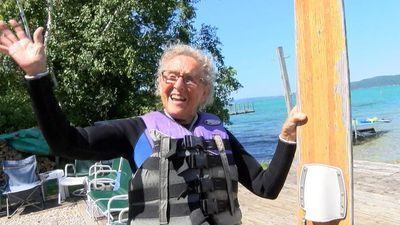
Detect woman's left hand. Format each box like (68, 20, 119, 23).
(0, 19, 47, 75)
(279, 106, 307, 142)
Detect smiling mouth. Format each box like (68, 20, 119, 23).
(170, 95, 187, 102)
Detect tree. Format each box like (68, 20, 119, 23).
(0, 0, 241, 131)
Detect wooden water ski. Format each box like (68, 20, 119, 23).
(295, 0, 353, 225)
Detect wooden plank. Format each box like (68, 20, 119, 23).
(294, 0, 353, 224)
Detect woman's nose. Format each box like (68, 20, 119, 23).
(173, 76, 185, 90)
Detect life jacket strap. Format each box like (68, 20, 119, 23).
(191, 177, 239, 193)
(185, 153, 235, 169)
(159, 136, 170, 224)
(154, 136, 232, 158)
(200, 198, 240, 215)
(214, 135, 235, 216)
(181, 135, 232, 151)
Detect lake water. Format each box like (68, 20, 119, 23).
(227, 85, 400, 163)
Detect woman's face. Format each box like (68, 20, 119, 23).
(159, 55, 209, 124)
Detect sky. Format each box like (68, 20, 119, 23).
(194, 0, 400, 99)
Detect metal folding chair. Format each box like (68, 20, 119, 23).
(58, 160, 97, 203)
(65, 159, 98, 177)
(86, 158, 132, 224)
(1, 155, 44, 217)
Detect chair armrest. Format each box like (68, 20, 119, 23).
(64, 163, 76, 177)
(39, 169, 64, 181)
(118, 207, 129, 223)
(107, 194, 128, 208)
(39, 172, 49, 181)
(91, 195, 127, 207)
(88, 169, 118, 191)
(87, 178, 116, 192)
(93, 169, 118, 180)
(106, 194, 129, 225)
(89, 164, 112, 176)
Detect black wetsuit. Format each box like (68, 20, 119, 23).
(26, 75, 296, 199)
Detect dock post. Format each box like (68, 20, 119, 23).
(277, 46, 293, 115)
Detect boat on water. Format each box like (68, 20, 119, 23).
(352, 117, 391, 142)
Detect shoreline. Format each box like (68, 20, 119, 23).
(1, 159, 399, 225)
(353, 133, 400, 164)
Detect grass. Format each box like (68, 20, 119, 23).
(260, 161, 270, 169)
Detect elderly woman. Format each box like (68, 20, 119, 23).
(0, 20, 307, 225)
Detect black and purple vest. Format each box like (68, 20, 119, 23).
(128, 111, 242, 225)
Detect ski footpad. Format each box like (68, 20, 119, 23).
(299, 164, 346, 222)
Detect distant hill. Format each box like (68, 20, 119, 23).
(350, 75, 400, 89)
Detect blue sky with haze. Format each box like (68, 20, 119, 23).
(195, 0, 400, 99)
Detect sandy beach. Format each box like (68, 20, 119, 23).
(239, 160, 400, 225)
(0, 196, 102, 225)
(1, 160, 399, 225)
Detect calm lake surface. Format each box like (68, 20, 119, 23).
(227, 85, 400, 163)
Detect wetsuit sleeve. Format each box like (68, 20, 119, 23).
(228, 130, 296, 199)
(26, 75, 145, 161)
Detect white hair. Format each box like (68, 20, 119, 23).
(155, 44, 216, 108)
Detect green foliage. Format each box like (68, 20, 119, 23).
(0, 0, 241, 131)
(260, 161, 270, 169)
(0, 90, 36, 133)
(0, 55, 37, 133)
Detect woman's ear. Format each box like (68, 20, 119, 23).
(201, 86, 210, 105)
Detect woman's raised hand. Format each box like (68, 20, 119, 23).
(279, 106, 308, 142)
(0, 19, 47, 76)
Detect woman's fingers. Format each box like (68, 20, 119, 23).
(279, 106, 308, 142)
(3, 20, 19, 43)
(0, 44, 8, 55)
(292, 112, 308, 125)
(288, 105, 307, 126)
(10, 19, 28, 40)
(0, 21, 14, 47)
(33, 27, 44, 45)
(0, 21, 8, 53)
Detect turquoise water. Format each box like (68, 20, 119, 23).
(227, 86, 400, 163)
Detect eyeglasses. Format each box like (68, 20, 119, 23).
(161, 70, 205, 87)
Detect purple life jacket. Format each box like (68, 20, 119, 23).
(128, 111, 242, 225)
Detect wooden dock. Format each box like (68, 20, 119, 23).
(239, 160, 400, 225)
(228, 103, 255, 115)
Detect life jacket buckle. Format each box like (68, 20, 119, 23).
(183, 135, 204, 149)
(187, 153, 208, 168)
(195, 177, 214, 193)
(201, 198, 218, 215)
